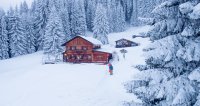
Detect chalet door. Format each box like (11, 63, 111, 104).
(76, 55, 83, 62)
(67, 54, 77, 62)
(96, 55, 104, 61)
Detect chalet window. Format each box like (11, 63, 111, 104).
(68, 55, 71, 59)
(97, 55, 103, 60)
(66, 46, 70, 50)
(93, 45, 101, 49)
(71, 55, 76, 59)
(82, 54, 92, 60)
(88, 55, 92, 59)
(82, 46, 88, 50)
(71, 46, 76, 50)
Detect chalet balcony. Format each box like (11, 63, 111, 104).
(66, 49, 89, 52)
(74, 50, 88, 54)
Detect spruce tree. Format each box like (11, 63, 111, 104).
(93, 3, 109, 44)
(20, 1, 36, 54)
(126, 0, 200, 105)
(34, 0, 50, 51)
(70, 0, 87, 36)
(122, 0, 133, 21)
(43, 4, 65, 62)
(107, 0, 116, 33)
(59, 0, 71, 41)
(20, 1, 29, 15)
(7, 7, 15, 17)
(0, 9, 9, 60)
(86, 0, 96, 31)
(115, 2, 126, 32)
(7, 16, 27, 57)
(131, 0, 138, 25)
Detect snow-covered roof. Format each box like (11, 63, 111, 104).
(94, 45, 113, 54)
(62, 35, 102, 46)
(80, 36, 102, 45)
(115, 38, 134, 42)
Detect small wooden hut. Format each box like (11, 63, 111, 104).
(115, 38, 138, 48)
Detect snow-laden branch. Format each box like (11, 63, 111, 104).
(138, 17, 155, 25)
(189, 3, 200, 19)
(152, 0, 179, 14)
(179, 2, 194, 14)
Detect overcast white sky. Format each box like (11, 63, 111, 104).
(0, 0, 33, 11)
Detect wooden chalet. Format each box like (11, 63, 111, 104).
(62, 36, 112, 63)
(115, 38, 138, 48)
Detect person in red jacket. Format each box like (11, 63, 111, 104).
(108, 63, 113, 75)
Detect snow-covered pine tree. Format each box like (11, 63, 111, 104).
(184, 2, 200, 106)
(43, 4, 65, 62)
(14, 5, 20, 16)
(30, 0, 37, 15)
(20, 1, 29, 15)
(131, 0, 138, 26)
(70, 0, 87, 36)
(7, 8, 28, 57)
(125, 0, 200, 105)
(137, 0, 154, 18)
(93, 3, 109, 44)
(25, 19, 36, 54)
(86, 0, 96, 31)
(122, 0, 133, 22)
(98, 0, 109, 7)
(53, 0, 63, 10)
(7, 7, 15, 17)
(20, 1, 36, 54)
(107, 0, 116, 33)
(114, 2, 126, 32)
(34, 0, 50, 51)
(58, 0, 71, 41)
(0, 9, 9, 60)
(131, 0, 162, 26)
(107, 0, 125, 32)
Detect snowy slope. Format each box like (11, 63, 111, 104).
(0, 26, 150, 106)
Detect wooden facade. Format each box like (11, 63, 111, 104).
(115, 38, 138, 48)
(62, 36, 112, 63)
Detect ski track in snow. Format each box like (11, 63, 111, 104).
(0, 26, 151, 106)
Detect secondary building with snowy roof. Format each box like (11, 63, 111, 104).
(115, 38, 139, 48)
(62, 36, 112, 63)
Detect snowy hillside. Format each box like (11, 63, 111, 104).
(0, 26, 150, 106)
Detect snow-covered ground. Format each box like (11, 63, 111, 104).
(0, 26, 151, 106)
